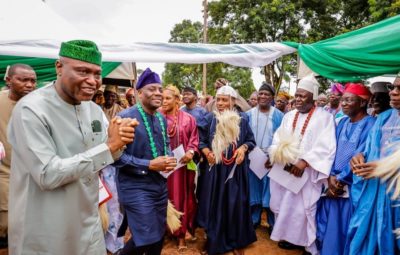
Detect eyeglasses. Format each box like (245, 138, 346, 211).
(340, 98, 359, 104)
(386, 84, 400, 92)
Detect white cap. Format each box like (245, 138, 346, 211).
(216, 85, 237, 98)
(297, 74, 319, 100)
(371, 82, 389, 93)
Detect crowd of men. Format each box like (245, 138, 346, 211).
(0, 40, 399, 255)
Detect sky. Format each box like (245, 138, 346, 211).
(45, 0, 266, 92)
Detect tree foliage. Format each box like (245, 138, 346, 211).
(369, 0, 400, 22)
(163, 1, 399, 95)
(208, 0, 304, 92)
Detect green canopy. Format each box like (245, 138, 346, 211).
(285, 15, 400, 82)
(0, 56, 120, 88)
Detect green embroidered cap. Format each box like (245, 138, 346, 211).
(59, 40, 102, 66)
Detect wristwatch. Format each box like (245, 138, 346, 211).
(188, 149, 195, 155)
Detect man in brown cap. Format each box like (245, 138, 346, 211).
(102, 85, 124, 121)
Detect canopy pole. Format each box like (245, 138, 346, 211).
(202, 0, 208, 97)
(130, 62, 139, 103)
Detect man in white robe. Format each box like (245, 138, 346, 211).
(268, 75, 336, 254)
(7, 40, 137, 255)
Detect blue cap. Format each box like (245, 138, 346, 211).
(136, 68, 161, 90)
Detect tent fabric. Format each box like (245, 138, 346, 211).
(0, 55, 120, 87)
(106, 62, 136, 80)
(0, 40, 296, 68)
(285, 15, 400, 82)
(0, 41, 295, 88)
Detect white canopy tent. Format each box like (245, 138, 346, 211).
(0, 0, 295, 83)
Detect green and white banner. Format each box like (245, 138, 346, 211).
(285, 15, 400, 82)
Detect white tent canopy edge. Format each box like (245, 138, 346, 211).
(0, 40, 296, 68)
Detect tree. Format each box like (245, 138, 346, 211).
(208, 0, 305, 92)
(162, 20, 204, 90)
(162, 19, 256, 98)
(369, 0, 400, 22)
(208, 0, 399, 91)
(164, 1, 399, 95)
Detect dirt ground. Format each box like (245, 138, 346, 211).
(1, 211, 304, 255)
(160, 226, 303, 255)
(0, 226, 303, 255)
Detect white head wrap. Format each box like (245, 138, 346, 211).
(216, 85, 237, 99)
(297, 74, 319, 100)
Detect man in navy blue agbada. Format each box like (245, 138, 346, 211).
(114, 68, 177, 255)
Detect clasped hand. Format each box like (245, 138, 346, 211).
(289, 159, 308, 178)
(107, 117, 139, 153)
(326, 175, 345, 198)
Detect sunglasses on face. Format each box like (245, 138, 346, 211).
(386, 84, 400, 92)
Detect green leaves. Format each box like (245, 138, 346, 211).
(163, 0, 399, 94)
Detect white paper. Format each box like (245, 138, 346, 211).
(160, 144, 186, 178)
(225, 163, 238, 183)
(99, 177, 112, 205)
(248, 146, 269, 180)
(268, 164, 309, 194)
(172, 144, 186, 170)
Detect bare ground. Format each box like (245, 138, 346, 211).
(0, 226, 303, 255)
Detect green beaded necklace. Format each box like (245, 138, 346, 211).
(137, 104, 168, 158)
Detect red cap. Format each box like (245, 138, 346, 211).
(344, 83, 372, 100)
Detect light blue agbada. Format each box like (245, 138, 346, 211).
(316, 115, 375, 255)
(246, 106, 283, 226)
(346, 109, 400, 254)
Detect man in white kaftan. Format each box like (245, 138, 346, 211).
(268, 75, 336, 254)
(7, 40, 137, 255)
